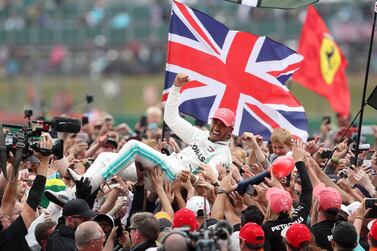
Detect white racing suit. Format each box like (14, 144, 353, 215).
(84, 85, 232, 190)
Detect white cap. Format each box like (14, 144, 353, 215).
(186, 196, 211, 217)
(340, 202, 361, 216)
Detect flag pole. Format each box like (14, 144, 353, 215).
(353, 1, 377, 165)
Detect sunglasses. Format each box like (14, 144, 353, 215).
(71, 215, 92, 221)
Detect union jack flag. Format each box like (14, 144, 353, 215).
(163, 0, 308, 141)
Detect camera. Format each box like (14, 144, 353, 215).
(0, 115, 81, 180)
(338, 169, 348, 179)
(4, 132, 64, 160)
(3, 116, 81, 160)
(171, 221, 232, 251)
(320, 150, 333, 159)
(349, 142, 370, 153)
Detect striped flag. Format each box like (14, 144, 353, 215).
(163, 0, 308, 141)
(224, 0, 318, 9)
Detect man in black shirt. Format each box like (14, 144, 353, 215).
(46, 199, 96, 251)
(331, 222, 358, 251)
(310, 184, 342, 251)
(262, 140, 313, 251)
(0, 134, 51, 251)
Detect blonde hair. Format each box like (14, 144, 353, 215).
(271, 128, 292, 147)
(264, 206, 279, 222)
(263, 205, 292, 223)
(231, 147, 247, 164)
(145, 106, 162, 117)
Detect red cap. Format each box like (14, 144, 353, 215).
(211, 108, 235, 128)
(368, 220, 377, 240)
(266, 187, 292, 214)
(313, 184, 342, 212)
(239, 222, 265, 246)
(172, 208, 199, 232)
(281, 223, 312, 248)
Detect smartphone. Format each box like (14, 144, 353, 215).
(350, 156, 363, 167)
(365, 198, 377, 209)
(320, 150, 333, 159)
(77, 132, 89, 143)
(116, 222, 124, 239)
(82, 116, 89, 126)
(246, 185, 257, 197)
(284, 174, 291, 187)
(363, 160, 372, 168)
(139, 116, 147, 128)
(365, 199, 377, 218)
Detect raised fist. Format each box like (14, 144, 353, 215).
(174, 73, 190, 88)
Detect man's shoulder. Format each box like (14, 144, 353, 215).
(310, 220, 336, 232)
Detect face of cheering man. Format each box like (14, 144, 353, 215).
(209, 118, 233, 142)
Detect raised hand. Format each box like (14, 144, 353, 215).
(241, 132, 259, 148)
(292, 139, 306, 163)
(174, 73, 190, 88)
(34, 133, 54, 162)
(334, 139, 348, 158)
(148, 166, 164, 190)
(199, 163, 218, 185)
(305, 137, 320, 155)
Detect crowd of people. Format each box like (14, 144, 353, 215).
(0, 72, 377, 251)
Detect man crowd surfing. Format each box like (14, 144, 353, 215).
(1, 73, 377, 251)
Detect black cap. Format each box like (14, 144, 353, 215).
(159, 218, 172, 231)
(332, 221, 357, 249)
(63, 199, 96, 218)
(94, 214, 114, 227)
(106, 137, 118, 149)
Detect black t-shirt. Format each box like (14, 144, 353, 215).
(46, 224, 76, 251)
(0, 216, 31, 251)
(310, 220, 337, 251)
(262, 213, 307, 251)
(262, 161, 313, 251)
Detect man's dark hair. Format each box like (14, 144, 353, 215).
(241, 205, 264, 226)
(130, 212, 159, 241)
(322, 210, 339, 221)
(35, 221, 57, 245)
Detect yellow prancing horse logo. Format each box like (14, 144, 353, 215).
(320, 33, 341, 85)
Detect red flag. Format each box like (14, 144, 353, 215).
(293, 5, 350, 116)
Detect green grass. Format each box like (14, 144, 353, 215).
(0, 73, 376, 127)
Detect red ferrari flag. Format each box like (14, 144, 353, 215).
(293, 5, 350, 116)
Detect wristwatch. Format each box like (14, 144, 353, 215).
(211, 181, 219, 187)
(216, 187, 227, 194)
(331, 156, 340, 164)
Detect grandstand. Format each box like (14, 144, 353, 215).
(0, 0, 373, 76)
(0, 0, 375, 126)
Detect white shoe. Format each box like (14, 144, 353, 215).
(67, 168, 82, 182)
(44, 190, 74, 207)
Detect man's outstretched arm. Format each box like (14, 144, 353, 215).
(164, 73, 202, 144)
(21, 133, 51, 229)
